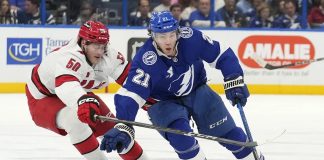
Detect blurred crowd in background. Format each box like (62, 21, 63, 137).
(1, 0, 324, 29)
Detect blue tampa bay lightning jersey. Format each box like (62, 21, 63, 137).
(115, 27, 243, 121)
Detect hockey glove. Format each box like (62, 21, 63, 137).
(100, 123, 135, 153)
(224, 74, 250, 107)
(77, 94, 101, 126)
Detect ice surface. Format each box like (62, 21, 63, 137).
(1, 94, 323, 160)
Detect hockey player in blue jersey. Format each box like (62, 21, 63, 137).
(100, 11, 264, 160)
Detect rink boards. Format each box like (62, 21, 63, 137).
(0, 26, 323, 94)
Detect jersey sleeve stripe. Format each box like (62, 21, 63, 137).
(116, 62, 131, 85)
(55, 75, 80, 87)
(31, 64, 53, 96)
(209, 47, 226, 68)
(118, 87, 146, 107)
(209, 42, 229, 68)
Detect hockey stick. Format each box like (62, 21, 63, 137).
(94, 115, 258, 147)
(237, 102, 260, 160)
(251, 54, 324, 70)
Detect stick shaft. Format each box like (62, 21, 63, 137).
(237, 103, 259, 159)
(95, 115, 257, 147)
(252, 54, 324, 70)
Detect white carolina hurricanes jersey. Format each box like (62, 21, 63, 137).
(27, 38, 130, 107)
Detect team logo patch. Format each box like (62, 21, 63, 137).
(179, 27, 193, 38)
(142, 51, 157, 65)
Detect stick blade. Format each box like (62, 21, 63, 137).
(251, 54, 282, 70)
(251, 54, 267, 68)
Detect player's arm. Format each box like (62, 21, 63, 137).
(191, 29, 243, 76)
(106, 48, 131, 85)
(115, 62, 152, 121)
(100, 62, 152, 154)
(54, 56, 86, 107)
(213, 47, 249, 107)
(115, 87, 147, 121)
(54, 56, 100, 126)
(100, 85, 147, 154)
(195, 30, 249, 107)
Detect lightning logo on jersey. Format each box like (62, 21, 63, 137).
(168, 65, 194, 96)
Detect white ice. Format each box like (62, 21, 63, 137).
(0, 94, 323, 160)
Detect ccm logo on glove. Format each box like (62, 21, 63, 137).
(78, 97, 100, 106)
(77, 94, 101, 126)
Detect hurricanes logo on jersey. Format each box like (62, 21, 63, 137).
(142, 51, 157, 65)
(117, 52, 125, 64)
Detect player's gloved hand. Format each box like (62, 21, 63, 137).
(77, 94, 101, 126)
(100, 123, 135, 153)
(224, 73, 250, 107)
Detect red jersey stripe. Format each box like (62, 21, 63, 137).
(31, 65, 53, 96)
(55, 75, 80, 87)
(116, 62, 131, 85)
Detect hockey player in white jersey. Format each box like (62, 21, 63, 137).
(25, 21, 147, 160)
(100, 12, 264, 160)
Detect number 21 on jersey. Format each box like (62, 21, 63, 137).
(132, 68, 150, 88)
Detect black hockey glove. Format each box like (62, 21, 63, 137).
(224, 73, 250, 106)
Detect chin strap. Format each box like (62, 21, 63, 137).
(152, 40, 179, 59)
